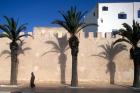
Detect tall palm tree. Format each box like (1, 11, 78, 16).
(52, 6, 97, 86)
(113, 20, 140, 87)
(98, 42, 126, 84)
(0, 16, 32, 85)
(45, 34, 69, 84)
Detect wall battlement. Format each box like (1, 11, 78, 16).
(20, 27, 121, 39)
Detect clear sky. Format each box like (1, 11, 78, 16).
(99, 0, 140, 2)
(0, 0, 139, 32)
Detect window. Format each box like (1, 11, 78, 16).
(118, 13, 127, 19)
(138, 10, 140, 18)
(93, 12, 96, 16)
(100, 18, 103, 23)
(102, 6, 108, 11)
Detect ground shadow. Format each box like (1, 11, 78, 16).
(10, 85, 134, 93)
(44, 34, 69, 84)
(92, 42, 127, 84)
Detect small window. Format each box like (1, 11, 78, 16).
(138, 10, 140, 18)
(102, 6, 108, 11)
(93, 12, 96, 16)
(101, 18, 103, 23)
(105, 33, 107, 38)
(118, 13, 127, 19)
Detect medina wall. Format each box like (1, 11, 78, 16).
(0, 27, 133, 85)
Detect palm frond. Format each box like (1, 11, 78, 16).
(11, 18, 17, 30)
(17, 40, 24, 46)
(58, 11, 70, 25)
(118, 29, 130, 39)
(122, 23, 133, 32)
(0, 34, 11, 39)
(98, 52, 106, 56)
(3, 16, 12, 27)
(46, 41, 60, 50)
(19, 47, 31, 55)
(98, 42, 127, 61)
(41, 50, 59, 56)
(113, 38, 131, 45)
(17, 34, 33, 40)
(99, 45, 108, 53)
(114, 20, 140, 48)
(77, 23, 98, 33)
(0, 24, 11, 36)
(64, 47, 70, 52)
(0, 16, 29, 42)
(16, 23, 27, 36)
(91, 54, 106, 59)
(52, 20, 72, 33)
(78, 11, 87, 22)
(111, 43, 127, 59)
(0, 50, 10, 57)
(53, 6, 92, 35)
(22, 47, 31, 52)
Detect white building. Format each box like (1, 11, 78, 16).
(84, 1, 140, 37)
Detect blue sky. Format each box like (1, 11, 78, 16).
(0, 0, 97, 32)
(99, 0, 140, 2)
(0, 0, 139, 32)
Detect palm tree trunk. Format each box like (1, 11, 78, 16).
(133, 47, 140, 87)
(71, 55, 78, 86)
(10, 42, 18, 85)
(69, 35, 79, 87)
(133, 61, 140, 87)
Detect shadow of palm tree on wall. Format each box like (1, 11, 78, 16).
(92, 42, 127, 84)
(0, 40, 31, 84)
(0, 40, 31, 58)
(43, 34, 69, 84)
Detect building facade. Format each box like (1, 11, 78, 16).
(84, 2, 140, 37)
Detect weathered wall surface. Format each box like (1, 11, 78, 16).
(0, 27, 133, 85)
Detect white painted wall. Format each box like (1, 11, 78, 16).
(85, 2, 140, 34)
(134, 2, 140, 21)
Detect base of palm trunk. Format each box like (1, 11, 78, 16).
(131, 86, 140, 92)
(10, 80, 17, 85)
(133, 71, 140, 88)
(71, 80, 78, 87)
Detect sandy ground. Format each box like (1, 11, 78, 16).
(0, 83, 139, 93)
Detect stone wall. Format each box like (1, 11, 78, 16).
(0, 27, 133, 85)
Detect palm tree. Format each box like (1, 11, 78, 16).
(52, 6, 97, 86)
(45, 34, 69, 84)
(113, 20, 140, 87)
(97, 42, 126, 84)
(0, 16, 32, 85)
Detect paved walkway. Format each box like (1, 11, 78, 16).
(0, 83, 139, 93)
